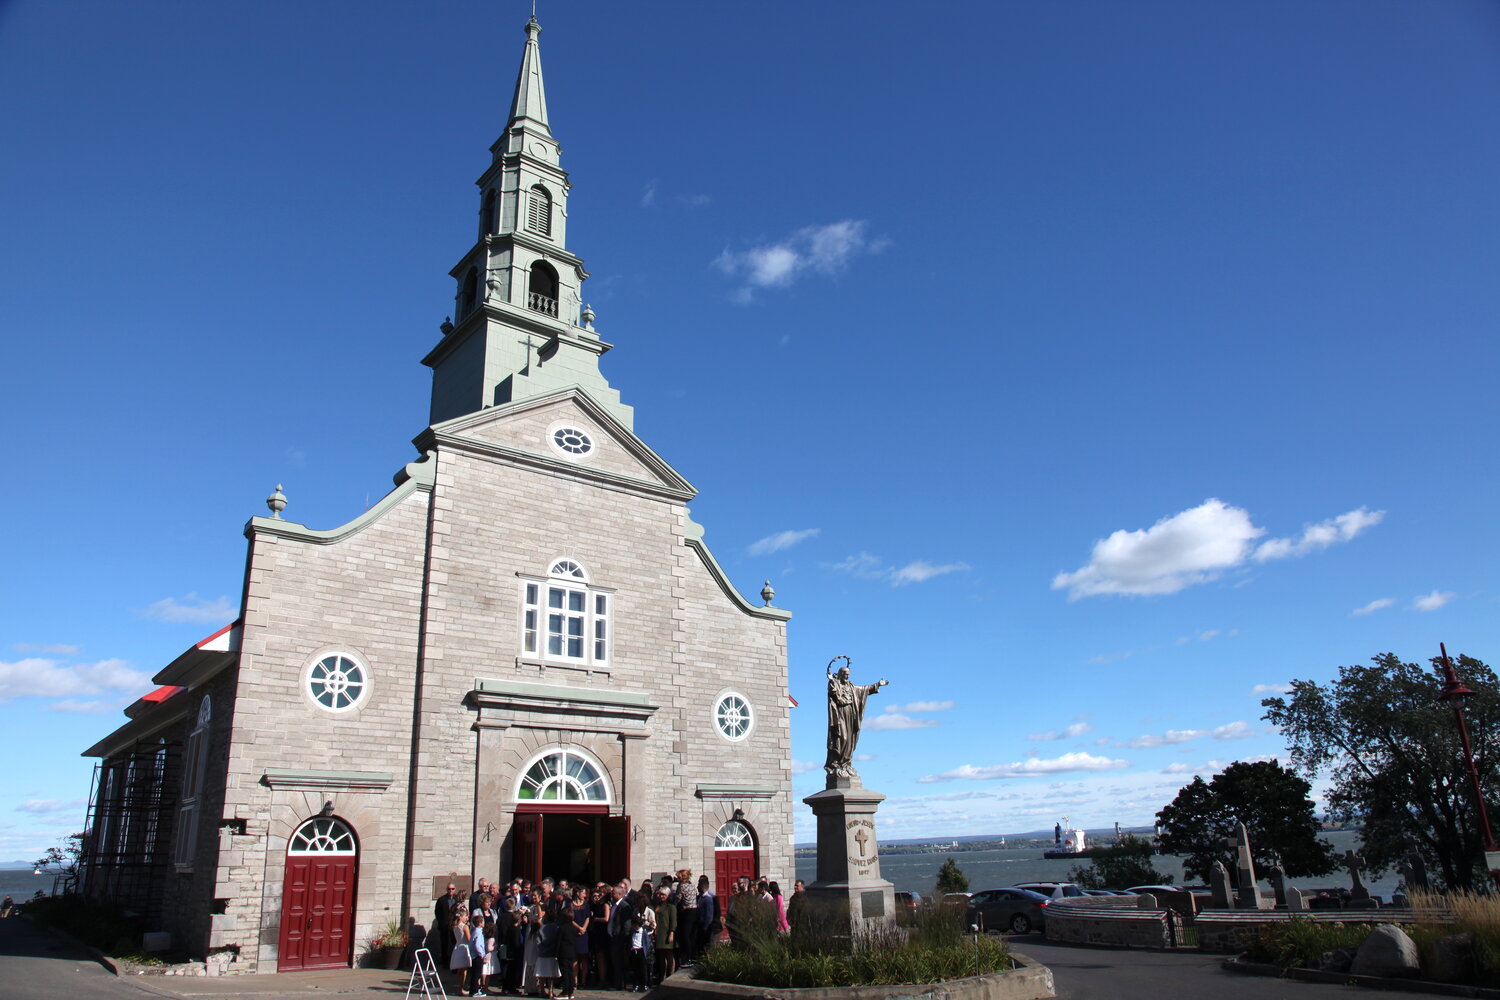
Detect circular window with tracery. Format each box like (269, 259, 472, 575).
(551, 426, 593, 456)
(516, 749, 609, 802)
(714, 692, 753, 741)
(307, 654, 367, 712)
(288, 817, 357, 855)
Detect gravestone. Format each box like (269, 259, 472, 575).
(1344, 849, 1372, 902)
(1226, 822, 1270, 909)
(1209, 861, 1233, 909)
(804, 657, 896, 934)
(1286, 886, 1306, 912)
(1267, 865, 1287, 908)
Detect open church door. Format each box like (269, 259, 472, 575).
(600, 814, 630, 883)
(513, 813, 542, 884)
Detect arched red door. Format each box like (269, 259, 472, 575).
(713, 819, 758, 897)
(278, 817, 358, 971)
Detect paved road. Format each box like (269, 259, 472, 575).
(0, 914, 159, 1000)
(1014, 935, 1365, 999)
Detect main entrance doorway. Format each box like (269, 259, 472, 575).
(277, 817, 357, 971)
(713, 819, 757, 895)
(512, 809, 629, 885)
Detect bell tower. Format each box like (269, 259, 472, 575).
(422, 15, 632, 429)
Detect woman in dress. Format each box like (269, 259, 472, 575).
(520, 898, 542, 996)
(588, 885, 611, 988)
(533, 905, 563, 1000)
(569, 887, 590, 995)
(770, 881, 789, 933)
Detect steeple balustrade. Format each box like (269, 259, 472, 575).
(527, 291, 559, 317)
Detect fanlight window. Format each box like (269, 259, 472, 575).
(517, 750, 608, 802)
(715, 820, 753, 849)
(288, 817, 357, 855)
(550, 559, 587, 580)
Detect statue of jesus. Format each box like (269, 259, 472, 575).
(824, 655, 888, 783)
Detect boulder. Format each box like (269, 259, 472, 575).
(1423, 931, 1473, 984)
(1350, 923, 1421, 978)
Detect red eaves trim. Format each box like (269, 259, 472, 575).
(788, 694, 799, 707)
(196, 619, 241, 649)
(142, 685, 185, 704)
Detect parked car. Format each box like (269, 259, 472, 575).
(1013, 881, 1084, 900)
(1081, 888, 1130, 896)
(965, 888, 1050, 934)
(894, 890, 923, 922)
(1124, 884, 1180, 896)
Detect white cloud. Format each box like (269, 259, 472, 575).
(18, 799, 85, 815)
(827, 552, 970, 588)
(855, 753, 875, 762)
(918, 752, 1129, 782)
(1253, 507, 1385, 562)
(866, 713, 938, 731)
(136, 593, 236, 625)
(1352, 598, 1396, 616)
(1127, 729, 1204, 749)
(1414, 590, 1456, 612)
(1055, 501, 1384, 600)
(1251, 683, 1292, 696)
(1212, 721, 1255, 740)
(748, 528, 820, 556)
(1028, 722, 1094, 741)
(641, 179, 658, 207)
(1161, 763, 1194, 774)
(715, 220, 886, 302)
(12, 643, 79, 655)
(887, 700, 954, 713)
(49, 699, 116, 714)
(790, 760, 819, 776)
(1052, 499, 1263, 599)
(0, 657, 150, 702)
(889, 560, 971, 586)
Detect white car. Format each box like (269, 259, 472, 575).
(1012, 881, 1085, 900)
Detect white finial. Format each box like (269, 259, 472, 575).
(266, 484, 287, 519)
(581, 303, 595, 330)
(760, 580, 775, 606)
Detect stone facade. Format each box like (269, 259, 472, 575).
(80, 16, 792, 975)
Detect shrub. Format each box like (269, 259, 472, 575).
(25, 894, 146, 957)
(1244, 919, 1374, 970)
(698, 901, 1010, 988)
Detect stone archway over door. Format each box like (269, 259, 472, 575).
(278, 817, 358, 971)
(713, 819, 757, 897)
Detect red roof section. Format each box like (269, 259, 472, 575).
(141, 685, 185, 704)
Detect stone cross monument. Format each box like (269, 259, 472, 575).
(803, 656, 897, 933)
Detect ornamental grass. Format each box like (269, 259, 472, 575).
(695, 898, 1011, 988)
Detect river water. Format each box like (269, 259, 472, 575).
(794, 829, 1404, 901)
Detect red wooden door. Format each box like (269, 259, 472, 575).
(513, 813, 542, 883)
(714, 849, 756, 897)
(278, 856, 356, 971)
(600, 814, 630, 884)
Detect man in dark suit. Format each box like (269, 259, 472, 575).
(434, 881, 459, 968)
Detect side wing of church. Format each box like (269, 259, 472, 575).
(79, 17, 793, 974)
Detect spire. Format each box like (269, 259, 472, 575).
(508, 16, 550, 134)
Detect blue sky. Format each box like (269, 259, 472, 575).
(2, 1, 1498, 860)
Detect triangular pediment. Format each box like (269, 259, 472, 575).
(420, 387, 695, 501)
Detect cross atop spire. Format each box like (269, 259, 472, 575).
(508, 14, 550, 134)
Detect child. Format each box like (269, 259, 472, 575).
(471, 912, 488, 997)
(484, 915, 501, 995)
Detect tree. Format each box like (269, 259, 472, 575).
(1066, 835, 1171, 890)
(1263, 652, 1500, 892)
(934, 857, 969, 894)
(33, 831, 84, 890)
(1156, 760, 1336, 884)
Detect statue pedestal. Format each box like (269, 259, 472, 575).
(803, 782, 895, 933)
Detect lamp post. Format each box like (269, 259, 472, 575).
(1435, 642, 1500, 891)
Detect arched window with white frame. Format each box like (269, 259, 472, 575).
(514, 748, 612, 803)
(520, 558, 612, 665)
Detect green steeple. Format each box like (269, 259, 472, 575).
(422, 16, 632, 430)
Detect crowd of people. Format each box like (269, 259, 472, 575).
(430, 871, 807, 996)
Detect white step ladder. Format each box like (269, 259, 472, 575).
(406, 947, 448, 1000)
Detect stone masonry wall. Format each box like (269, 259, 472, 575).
(223, 483, 431, 972)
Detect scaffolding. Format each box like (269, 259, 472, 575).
(79, 737, 184, 922)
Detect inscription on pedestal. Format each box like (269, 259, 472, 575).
(861, 890, 886, 919)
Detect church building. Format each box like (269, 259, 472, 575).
(79, 17, 793, 974)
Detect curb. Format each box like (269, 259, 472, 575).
(1222, 956, 1500, 998)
